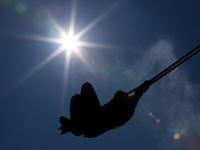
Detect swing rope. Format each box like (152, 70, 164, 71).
(127, 44, 200, 95)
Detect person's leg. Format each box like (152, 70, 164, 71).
(69, 94, 82, 136)
(80, 82, 101, 136)
(58, 116, 70, 135)
(70, 94, 81, 120)
(80, 82, 101, 110)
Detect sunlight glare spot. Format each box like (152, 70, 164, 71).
(62, 35, 77, 51)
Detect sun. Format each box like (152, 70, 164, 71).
(7, 1, 121, 100)
(62, 34, 78, 51)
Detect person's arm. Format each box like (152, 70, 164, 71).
(130, 80, 150, 104)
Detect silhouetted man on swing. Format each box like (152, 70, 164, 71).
(58, 81, 150, 138)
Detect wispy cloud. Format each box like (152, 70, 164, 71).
(133, 39, 200, 150)
(114, 39, 200, 149)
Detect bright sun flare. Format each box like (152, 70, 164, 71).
(10, 1, 120, 101)
(62, 35, 77, 50)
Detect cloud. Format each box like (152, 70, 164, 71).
(119, 39, 200, 149)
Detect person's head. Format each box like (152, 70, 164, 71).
(58, 116, 71, 135)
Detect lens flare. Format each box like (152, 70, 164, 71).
(156, 119, 160, 123)
(149, 113, 153, 116)
(15, 2, 26, 14)
(174, 133, 180, 140)
(167, 127, 172, 133)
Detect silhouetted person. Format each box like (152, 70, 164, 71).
(58, 81, 150, 138)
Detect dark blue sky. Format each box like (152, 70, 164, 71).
(1, 0, 200, 150)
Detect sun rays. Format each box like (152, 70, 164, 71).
(1, 0, 123, 100)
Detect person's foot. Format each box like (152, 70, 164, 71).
(58, 116, 70, 135)
(58, 126, 69, 135)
